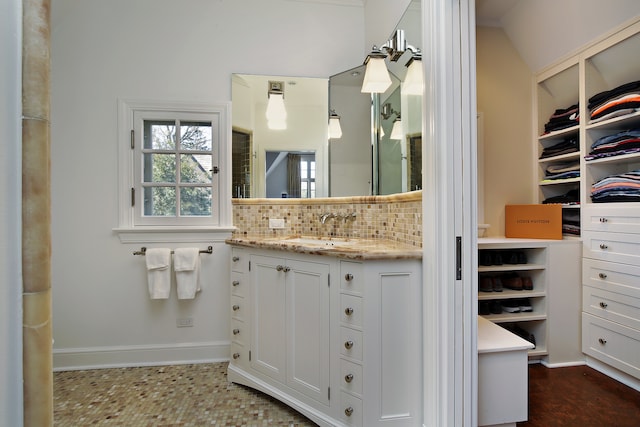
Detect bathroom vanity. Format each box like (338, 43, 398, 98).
(226, 236, 422, 427)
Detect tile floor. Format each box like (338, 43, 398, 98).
(54, 362, 318, 426)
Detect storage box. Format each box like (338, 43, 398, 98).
(505, 204, 563, 240)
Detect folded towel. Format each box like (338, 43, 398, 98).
(174, 248, 201, 299)
(145, 248, 171, 299)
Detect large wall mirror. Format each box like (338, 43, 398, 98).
(231, 0, 421, 198)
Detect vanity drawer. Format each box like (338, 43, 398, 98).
(340, 261, 364, 295)
(339, 391, 363, 427)
(583, 258, 640, 299)
(230, 341, 249, 367)
(231, 272, 245, 297)
(582, 205, 640, 234)
(582, 312, 640, 380)
(583, 285, 640, 330)
(340, 327, 363, 361)
(231, 295, 246, 322)
(582, 230, 640, 266)
(340, 359, 363, 396)
(231, 248, 248, 273)
(340, 294, 363, 328)
(231, 318, 245, 344)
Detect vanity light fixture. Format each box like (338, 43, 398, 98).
(266, 80, 287, 130)
(328, 109, 342, 139)
(402, 54, 424, 95)
(381, 102, 403, 140)
(361, 29, 423, 95)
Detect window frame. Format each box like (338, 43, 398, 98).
(116, 99, 232, 232)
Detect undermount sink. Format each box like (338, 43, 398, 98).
(282, 236, 360, 247)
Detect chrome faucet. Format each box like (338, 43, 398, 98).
(319, 212, 336, 224)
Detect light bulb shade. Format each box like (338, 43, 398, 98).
(403, 58, 424, 95)
(266, 93, 287, 121)
(361, 56, 392, 93)
(267, 117, 287, 130)
(328, 116, 342, 139)
(390, 117, 403, 140)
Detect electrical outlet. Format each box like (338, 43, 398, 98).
(269, 218, 285, 229)
(176, 317, 194, 328)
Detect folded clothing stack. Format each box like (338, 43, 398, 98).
(541, 160, 580, 181)
(542, 188, 580, 205)
(543, 104, 579, 133)
(539, 136, 579, 159)
(589, 80, 640, 123)
(562, 209, 581, 236)
(585, 128, 640, 161)
(591, 169, 640, 203)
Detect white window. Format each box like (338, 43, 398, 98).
(117, 100, 231, 231)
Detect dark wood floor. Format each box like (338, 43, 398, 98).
(518, 364, 640, 426)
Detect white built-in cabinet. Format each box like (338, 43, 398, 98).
(227, 246, 422, 427)
(535, 18, 640, 384)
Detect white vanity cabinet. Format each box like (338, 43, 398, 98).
(226, 244, 423, 427)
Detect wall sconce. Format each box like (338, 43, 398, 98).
(382, 103, 404, 140)
(361, 29, 422, 95)
(402, 54, 423, 95)
(328, 109, 342, 139)
(266, 80, 287, 130)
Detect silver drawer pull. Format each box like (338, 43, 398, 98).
(232, 256, 240, 262)
(598, 338, 607, 345)
(599, 217, 608, 223)
(344, 340, 354, 350)
(598, 273, 607, 280)
(599, 243, 609, 250)
(344, 373, 354, 383)
(233, 352, 240, 359)
(344, 407, 354, 417)
(599, 302, 608, 309)
(232, 305, 240, 311)
(345, 307, 354, 316)
(345, 273, 354, 281)
(233, 328, 240, 335)
(283, 266, 291, 273)
(232, 280, 240, 286)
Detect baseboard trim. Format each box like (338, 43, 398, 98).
(53, 341, 230, 371)
(586, 356, 640, 392)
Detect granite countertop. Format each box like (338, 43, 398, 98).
(225, 235, 422, 260)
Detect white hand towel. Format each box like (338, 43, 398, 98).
(145, 248, 171, 299)
(174, 248, 201, 299)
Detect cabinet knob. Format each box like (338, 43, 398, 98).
(599, 243, 609, 250)
(598, 338, 607, 345)
(232, 304, 240, 311)
(344, 407, 354, 417)
(276, 265, 284, 271)
(233, 352, 240, 359)
(283, 266, 291, 273)
(599, 217, 608, 223)
(344, 340, 354, 350)
(344, 373, 354, 383)
(232, 280, 240, 286)
(233, 328, 240, 335)
(345, 273, 354, 281)
(598, 273, 607, 280)
(232, 256, 240, 262)
(344, 307, 354, 316)
(599, 302, 608, 309)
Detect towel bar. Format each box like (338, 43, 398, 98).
(133, 246, 213, 256)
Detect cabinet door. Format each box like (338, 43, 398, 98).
(250, 254, 286, 383)
(286, 258, 330, 405)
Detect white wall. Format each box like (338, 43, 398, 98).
(501, 0, 640, 72)
(50, 0, 365, 369)
(1, 0, 24, 422)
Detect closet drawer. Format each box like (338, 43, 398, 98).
(230, 272, 246, 297)
(340, 327, 363, 361)
(340, 261, 364, 295)
(340, 359, 363, 396)
(582, 230, 640, 265)
(340, 294, 363, 328)
(582, 205, 640, 234)
(583, 258, 640, 299)
(582, 312, 640, 380)
(583, 285, 640, 330)
(339, 391, 363, 427)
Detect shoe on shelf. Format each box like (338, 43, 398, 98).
(479, 277, 493, 292)
(503, 275, 523, 290)
(479, 251, 493, 266)
(517, 251, 527, 264)
(493, 251, 503, 265)
(506, 251, 519, 264)
(518, 298, 533, 312)
(522, 277, 533, 291)
(490, 300, 502, 314)
(479, 301, 491, 315)
(501, 300, 521, 313)
(492, 277, 503, 292)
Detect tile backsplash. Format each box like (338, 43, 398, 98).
(232, 191, 422, 247)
